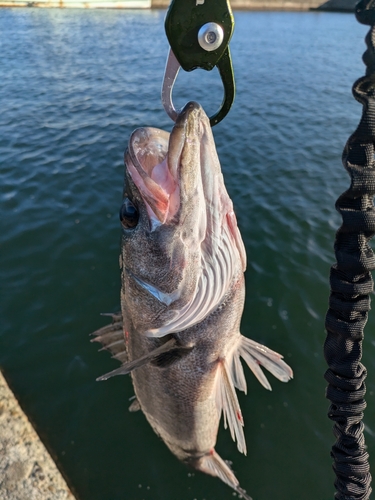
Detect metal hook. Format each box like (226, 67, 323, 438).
(162, 0, 235, 127)
(161, 49, 180, 124)
(210, 47, 235, 126)
(161, 47, 235, 127)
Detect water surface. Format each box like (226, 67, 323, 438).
(1, 8, 374, 500)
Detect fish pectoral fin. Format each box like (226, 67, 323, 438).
(90, 312, 127, 361)
(96, 337, 177, 381)
(195, 450, 253, 500)
(152, 345, 193, 368)
(215, 359, 247, 455)
(237, 335, 293, 391)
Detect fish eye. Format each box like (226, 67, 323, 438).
(119, 198, 139, 229)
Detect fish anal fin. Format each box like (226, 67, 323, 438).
(230, 349, 248, 394)
(194, 450, 252, 500)
(238, 335, 293, 390)
(128, 398, 141, 412)
(215, 359, 247, 455)
(96, 337, 178, 381)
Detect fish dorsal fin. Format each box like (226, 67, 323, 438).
(146, 224, 236, 337)
(236, 335, 293, 391)
(196, 449, 253, 500)
(215, 359, 247, 456)
(90, 313, 126, 362)
(96, 337, 190, 381)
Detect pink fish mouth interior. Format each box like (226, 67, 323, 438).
(126, 127, 180, 226)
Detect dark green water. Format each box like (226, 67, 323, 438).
(1, 8, 375, 500)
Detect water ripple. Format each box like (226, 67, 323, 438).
(0, 9, 371, 500)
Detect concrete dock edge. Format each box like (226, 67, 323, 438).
(0, 371, 76, 500)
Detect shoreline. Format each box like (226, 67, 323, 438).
(0, 0, 356, 11)
(151, 0, 355, 11)
(0, 370, 77, 500)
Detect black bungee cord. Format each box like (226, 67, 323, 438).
(324, 1, 375, 498)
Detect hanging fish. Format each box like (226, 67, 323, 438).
(92, 101, 293, 500)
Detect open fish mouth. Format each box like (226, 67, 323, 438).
(124, 102, 200, 228)
(125, 123, 177, 227)
(125, 100, 246, 265)
(125, 102, 233, 229)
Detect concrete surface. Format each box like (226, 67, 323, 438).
(0, 371, 76, 500)
(314, 0, 356, 11)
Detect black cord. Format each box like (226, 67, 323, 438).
(324, 2, 375, 498)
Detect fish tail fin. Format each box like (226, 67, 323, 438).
(236, 335, 293, 391)
(195, 450, 252, 500)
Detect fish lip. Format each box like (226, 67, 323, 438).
(164, 101, 204, 191)
(175, 101, 203, 127)
(126, 133, 141, 172)
(125, 127, 169, 180)
(126, 101, 204, 170)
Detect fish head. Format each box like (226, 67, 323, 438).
(121, 101, 246, 336)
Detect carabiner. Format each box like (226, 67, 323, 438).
(162, 0, 235, 127)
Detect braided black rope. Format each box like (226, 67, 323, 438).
(324, 2, 375, 498)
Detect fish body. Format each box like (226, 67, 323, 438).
(93, 102, 292, 499)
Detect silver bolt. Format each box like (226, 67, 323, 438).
(198, 22, 224, 52)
